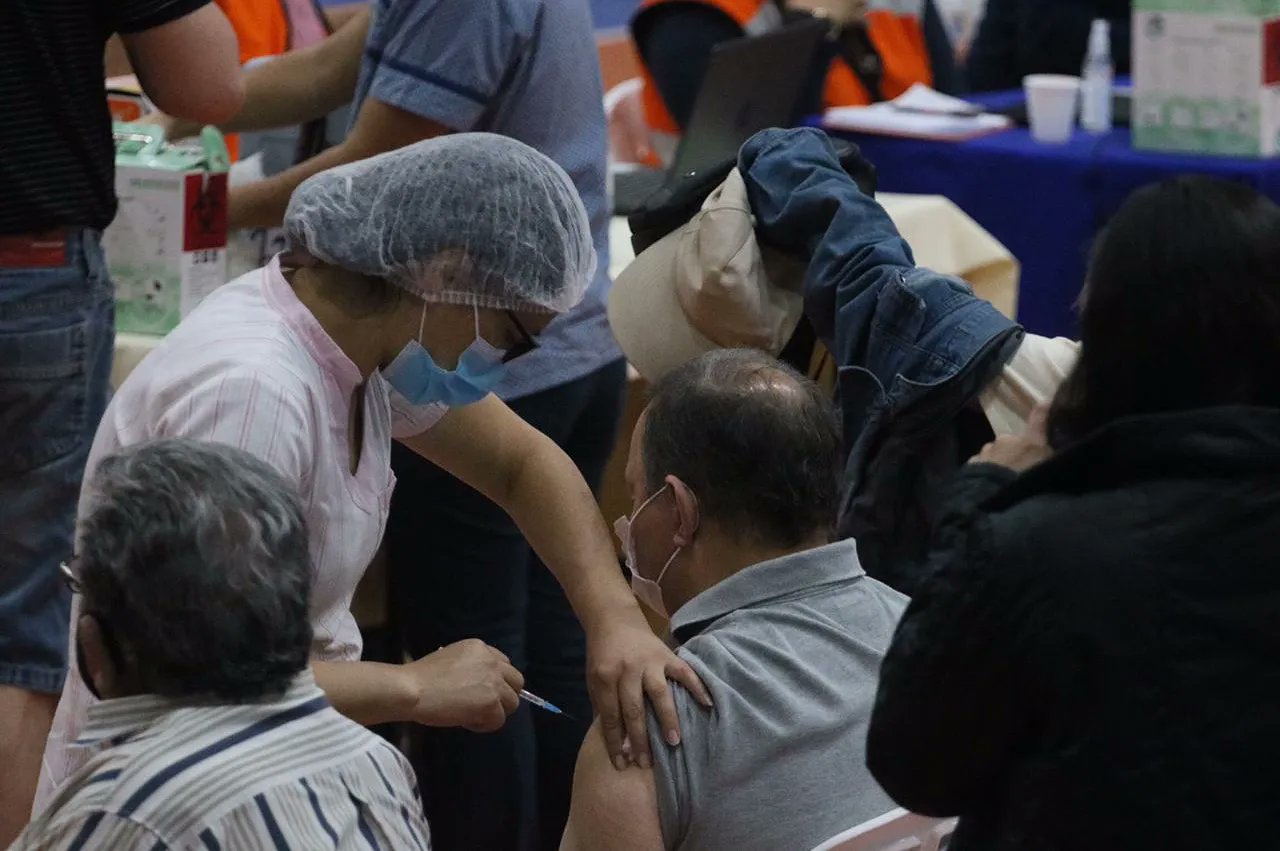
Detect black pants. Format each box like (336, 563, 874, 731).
(383, 359, 627, 851)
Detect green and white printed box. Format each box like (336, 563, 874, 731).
(1133, 0, 1280, 157)
(105, 124, 230, 335)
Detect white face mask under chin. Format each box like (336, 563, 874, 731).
(613, 485, 681, 618)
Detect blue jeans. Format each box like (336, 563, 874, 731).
(0, 231, 114, 694)
(382, 358, 627, 851)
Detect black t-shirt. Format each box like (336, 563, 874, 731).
(0, 0, 210, 234)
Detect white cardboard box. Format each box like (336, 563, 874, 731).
(1133, 0, 1280, 156)
(105, 125, 230, 334)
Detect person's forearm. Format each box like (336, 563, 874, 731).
(397, 402, 644, 637)
(217, 9, 369, 135)
(229, 141, 367, 229)
(228, 90, 452, 229)
(504, 440, 638, 634)
(326, 3, 366, 31)
(221, 55, 345, 135)
(312, 660, 416, 726)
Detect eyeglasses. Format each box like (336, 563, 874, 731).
(502, 311, 539, 364)
(59, 556, 127, 684)
(60, 557, 83, 595)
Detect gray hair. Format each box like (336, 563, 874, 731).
(643, 349, 841, 548)
(79, 439, 312, 702)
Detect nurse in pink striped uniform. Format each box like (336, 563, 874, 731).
(36, 134, 709, 810)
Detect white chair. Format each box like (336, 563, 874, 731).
(604, 77, 658, 167)
(810, 808, 958, 851)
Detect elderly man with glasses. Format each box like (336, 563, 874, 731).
(12, 439, 431, 850)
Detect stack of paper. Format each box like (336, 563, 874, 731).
(824, 84, 1012, 141)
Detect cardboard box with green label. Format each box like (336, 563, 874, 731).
(105, 124, 230, 334)
(1133, 0, 1280, 156)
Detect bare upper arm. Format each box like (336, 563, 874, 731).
(561, 721, 666, 851)
(121, 4, 243, 123)
(104, 35, 132, 77)
(397, 395, 544, 509)
(328, 7, 454, 153)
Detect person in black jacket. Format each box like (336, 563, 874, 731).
(966, 0, 1130, 92)
(866, 175, 1280, 850)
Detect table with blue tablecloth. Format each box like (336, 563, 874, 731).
(824, 92, 1280, 338)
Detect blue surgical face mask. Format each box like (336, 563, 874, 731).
(382, 304, 506, 407)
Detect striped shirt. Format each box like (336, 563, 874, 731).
(15, 671, 431, 850)
(0, 0, 208, 233)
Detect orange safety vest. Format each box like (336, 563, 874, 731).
(637, 0, 932, 135)
(217, 0, 288, 66)
(213, 0, 331, 159)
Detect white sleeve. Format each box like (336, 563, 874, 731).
(153, 367, 316, 492)
(980, 335, 1081, 436)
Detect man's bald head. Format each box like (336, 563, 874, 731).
(641, 349, 841, 548)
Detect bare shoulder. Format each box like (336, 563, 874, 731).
(561, 720, 665, 851)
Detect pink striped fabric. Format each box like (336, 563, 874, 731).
(35, 257, 445, 812)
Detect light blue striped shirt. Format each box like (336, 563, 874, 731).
(16, 672, 430, 850)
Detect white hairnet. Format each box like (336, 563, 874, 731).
(284, 134, 595, 314)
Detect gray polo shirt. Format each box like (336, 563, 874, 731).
(648, 539, 907, 851)
(351, 0, 618, 401)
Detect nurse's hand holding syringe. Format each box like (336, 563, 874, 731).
(316, 638, 524, 733)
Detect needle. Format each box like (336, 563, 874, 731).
(520, 689, 573, 719)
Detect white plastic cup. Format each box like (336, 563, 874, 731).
(1024, 74, 1082, 144)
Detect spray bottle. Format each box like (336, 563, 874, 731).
(1080, 19, 1113, 133)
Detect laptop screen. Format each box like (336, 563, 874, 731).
(668, 17, 829, 181)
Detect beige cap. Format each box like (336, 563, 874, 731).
(608, 169, 807, 383)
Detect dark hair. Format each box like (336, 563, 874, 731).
(1050, 176, 1280, 446)
(79, 439, 313, 702)
(642, 349, 841, 548)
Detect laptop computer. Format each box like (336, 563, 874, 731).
(613, 17, 828, 216)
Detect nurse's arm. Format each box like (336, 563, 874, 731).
(312, 641, 524, 730)
(399, 396, 713, 770)
(311, 660, 419, 726)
